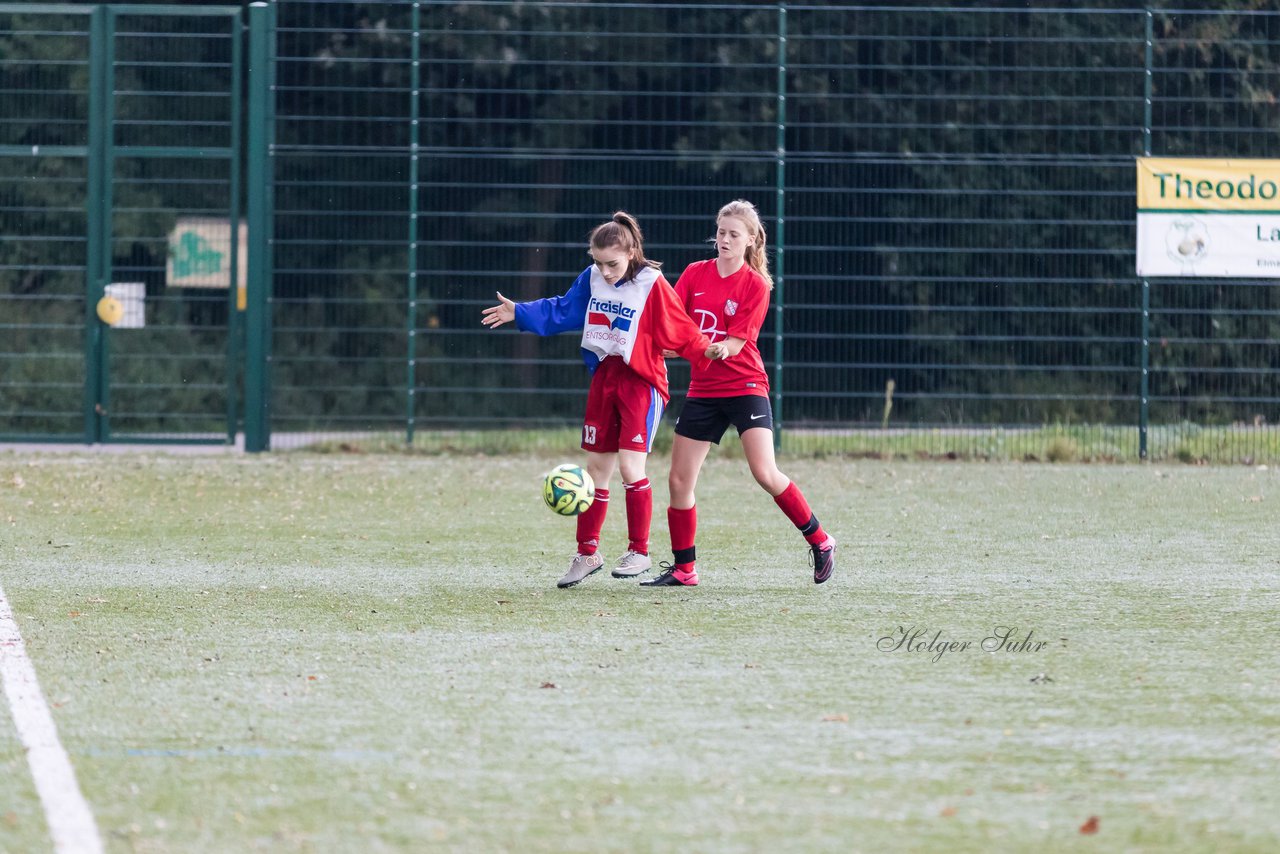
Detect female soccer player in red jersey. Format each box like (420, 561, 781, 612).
(482, 212, 724, 588)
(642, 200, 836, 587)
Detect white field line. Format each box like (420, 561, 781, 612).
(0, 580, 104, 854)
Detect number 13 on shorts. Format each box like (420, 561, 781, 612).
(583, 425, 598, 446)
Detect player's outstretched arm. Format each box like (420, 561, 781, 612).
(481, 291, 516, 328)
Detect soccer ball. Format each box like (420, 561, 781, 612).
(542, 463, 595, 516)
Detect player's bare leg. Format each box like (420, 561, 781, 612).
(668, 433, 711, 510)
(584, 450, 617, 494)
(739, 427, 790, 496)
(741, 427, 836, 584)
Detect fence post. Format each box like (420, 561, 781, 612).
(227, 6, 245, 445)
(244, 1, 275, 452)
(406, 2, 422, 445)
(84, 4, 108, 442)
(773, 1, 787, 451)
(1139, 9, 1153, 460)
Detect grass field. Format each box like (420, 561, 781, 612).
(293, 422, 1280, 465)
(2, 451, 1278, 852)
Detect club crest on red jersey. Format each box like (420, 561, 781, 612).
(725, 299, 738, 316)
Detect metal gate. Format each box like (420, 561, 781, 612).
(1, 4, 245, 443)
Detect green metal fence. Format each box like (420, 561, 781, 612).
(1, 3, 248, 443)
(3, 2, 1279, 461)
(264, 1, 1280, 461)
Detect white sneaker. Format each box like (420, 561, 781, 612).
(610, 550, 652, 578)
(557, 552, 604, 588)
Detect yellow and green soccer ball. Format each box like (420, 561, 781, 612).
(542, 463, 595, 516)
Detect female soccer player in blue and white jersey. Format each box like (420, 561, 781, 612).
(482, 212, 724, 588)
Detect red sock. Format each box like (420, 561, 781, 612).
(774, 481, 828, 546)
(623, 478, 652, 554)
(668, 504, 697, 571)
(576, 488, 609, 555)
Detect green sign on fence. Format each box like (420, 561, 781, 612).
(166, 217, 246, 293)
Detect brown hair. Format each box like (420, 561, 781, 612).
(717, 199, 772, 290)
(589, 211, 660, 283)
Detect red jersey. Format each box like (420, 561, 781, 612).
(673, 259, 771, 398)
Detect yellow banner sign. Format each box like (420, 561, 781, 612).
(1137, 158, 1280, 211)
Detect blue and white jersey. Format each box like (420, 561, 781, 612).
(580, 265, 658, 365)
(514, 265, 659, 373)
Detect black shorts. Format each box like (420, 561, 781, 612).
(674, 395, 773, 444)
